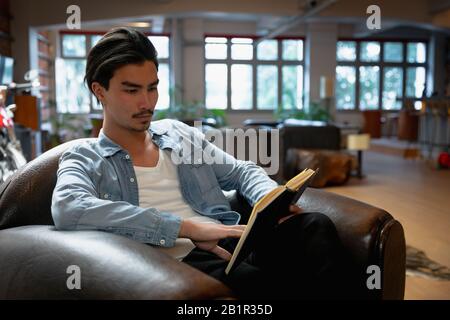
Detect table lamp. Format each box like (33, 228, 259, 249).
(320, 76, 334, 123)
(347, 133, 370, 178)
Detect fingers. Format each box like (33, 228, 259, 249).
(226, 227, 244, 238)
(223, 224, 246, 230)
(186, 223, 243, 242)
(278, 213, 296, 225)
(289, 204, 303, 213)
(278, 206, 303, 224)
(217, 224, 245, 238)
(210, 245, 232, 261)
(226, 225, 246, 238)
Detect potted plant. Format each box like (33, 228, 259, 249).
(274, 100, 332, 123)
(153, 86, 227, 128)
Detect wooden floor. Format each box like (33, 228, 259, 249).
(325, 150, 450, 300)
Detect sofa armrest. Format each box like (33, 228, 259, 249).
(226, 188, 406, 300)
(299, 188, 405, 299)
(0, 225, 233, 299)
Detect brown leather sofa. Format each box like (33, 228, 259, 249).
(242, 119, 342, 183)
(0, 139, 406, 299)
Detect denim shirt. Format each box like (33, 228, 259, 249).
(51, 119, 278, 248)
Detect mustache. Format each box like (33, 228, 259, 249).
(132, 110, 154, 118)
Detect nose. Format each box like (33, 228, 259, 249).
(138, 90, 157, 110)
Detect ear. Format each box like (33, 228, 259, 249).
(91, 82, 106, 102)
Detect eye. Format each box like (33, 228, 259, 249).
(148, 87, 157, 92)
(125, 89, 138, 94)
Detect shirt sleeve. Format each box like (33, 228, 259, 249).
(182, 122, 279, 207)
(51, 147, 182, 247)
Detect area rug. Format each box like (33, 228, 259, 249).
(406, 245, 450, 281)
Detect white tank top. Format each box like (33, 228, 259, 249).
(134, 148, 219, 260)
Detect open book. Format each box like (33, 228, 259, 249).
(225, 168, 317, 275)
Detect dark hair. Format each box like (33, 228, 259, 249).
(84, 27, 159, 95)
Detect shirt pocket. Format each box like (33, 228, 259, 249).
(99, 191, 121, 201)
(97, 174, 122, 201)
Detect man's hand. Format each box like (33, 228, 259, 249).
(179, 220, 246, 261)
(278, 204, 303, 224)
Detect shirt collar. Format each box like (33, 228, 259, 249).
(97, 122, 169, 158)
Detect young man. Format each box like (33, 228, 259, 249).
(52, 27, 352, 299)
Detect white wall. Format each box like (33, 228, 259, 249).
(181, 18, 205, 104)
(304, 23, 337, 108)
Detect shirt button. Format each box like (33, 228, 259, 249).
(130, 177, 135, 183)
(160, 239, 166, 245)
(125, 155, 130, 160)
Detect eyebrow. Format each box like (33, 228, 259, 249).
(121, 79, 159, 88)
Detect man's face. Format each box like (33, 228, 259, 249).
(96, 60, 159, 133)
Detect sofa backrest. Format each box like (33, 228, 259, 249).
(0, 139, 93, 230)
(0, 137, 406, 299)
(0, 137, 253, 229)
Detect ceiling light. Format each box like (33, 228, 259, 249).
(127, 22, 152, 28)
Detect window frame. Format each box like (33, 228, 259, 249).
(204, 34, 305, 112)
(335, 38, 428, 112)
(58, 30, 171, 114)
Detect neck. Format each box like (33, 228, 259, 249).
(102, 121, 151, 154)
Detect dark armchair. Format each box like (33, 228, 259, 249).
(0, 139, 405, 299)
(242, 119, 342, 183)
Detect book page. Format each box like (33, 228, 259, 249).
(225, 185, 284, 274)
(253, 185, 286, 214)
(285, 168, 315, 191)
(225, 168, 316, 274)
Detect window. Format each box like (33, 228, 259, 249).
(257, 39, 277, 60)
(282, 65, 303, 110)
(56, 58, 90, 113)
(205, 63, 227, 109)
(56, 34, 90, 113)
(257, 65, 278, 110)
(148, 36, 170, 111)
(282, 40, 303, 61)
(231, 64, 252, 110)
(335, 40, 427, 111)
(57, 33, 171, 113)
(336, 41, 356, 61)
(360, 41, 380, 62)
(205, 36, 304, 111)
(231, 38, 253, 60)
(62, 34, 86, 57)
(407, 42, 426, 63)
(383, 67, 403, 110)
(205, 37, 227, 59)
(359, 66, 380, 110)
(406, 66, 426, 98)
(335, 66, 356, 110)
(384, 42, 403, 62)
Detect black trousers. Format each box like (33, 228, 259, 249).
(182, 212, 355, 300)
